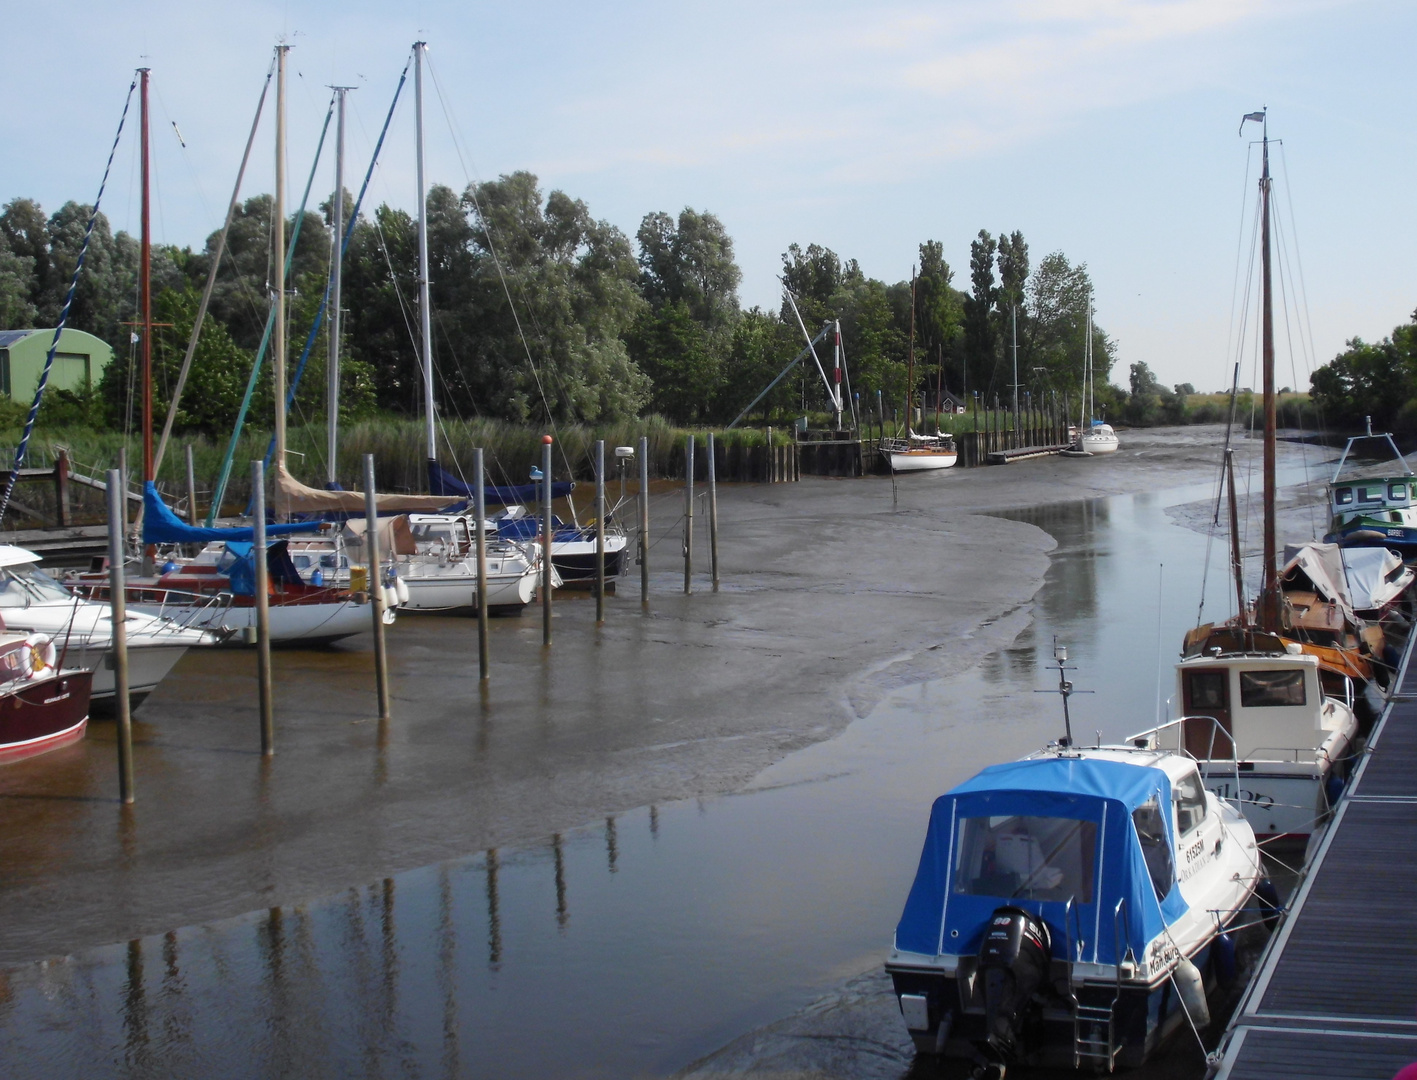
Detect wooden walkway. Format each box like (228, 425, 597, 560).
(985, 443, 1073, 465)
(1212, 636, 1417, 1078)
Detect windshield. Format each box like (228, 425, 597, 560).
(954, 814, 1097, 903)
(0, 564, 74, 605)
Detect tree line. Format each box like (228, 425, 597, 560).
(0, 178, 1121, 437)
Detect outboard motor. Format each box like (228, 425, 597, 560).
(977, 906, 1051, 1059)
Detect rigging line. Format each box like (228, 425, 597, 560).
(1271, 202, 1320, 536)
(207, 79, 338, 525)
(1276, 142, 1323, 380)
(0, 73, 138, 526)
(152, 59, 275, 481)
(425, 57, 578, 476)
(1224, 143, 1257, 385)
(256, 59, 413, 484)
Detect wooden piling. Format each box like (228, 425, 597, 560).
(473, 447, 489, 681)
(707, 432, 719, 591)
(683, 435, 694, 594)
(55, 449, 69, 528)
(364, 454, 391, 720)
(594, 439, 606, 623)
(638, 435, 649, 603)
(541, 436, 553, 647)
(105, 471, 133, 803)
(251, 460, 274, 755)
(184, 444, 198, 526)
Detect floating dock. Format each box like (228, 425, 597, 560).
(1212, 636, 1417, 1078)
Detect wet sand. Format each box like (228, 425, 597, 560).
(0, 427, 1332, 1075)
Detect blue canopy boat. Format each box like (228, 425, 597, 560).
(886, 745, 1263, 1073)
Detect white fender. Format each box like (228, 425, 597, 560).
(381, 585, 399, 610)
(395, 576, 410, 605)
(1172, 957, 1210, 1028)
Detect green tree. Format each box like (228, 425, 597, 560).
(1309, 319, 1417, 430)
(637, 208, 741, 332)
(963, 230, 998, 398)
(0, 228, 36, 328)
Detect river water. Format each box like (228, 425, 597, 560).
(0, 445, 1325, 1079)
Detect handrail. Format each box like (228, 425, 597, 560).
(1127, 715, 1245, 811)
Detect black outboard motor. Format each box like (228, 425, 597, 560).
(977, 906, 1051, 1060)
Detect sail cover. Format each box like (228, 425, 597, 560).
(427, 460, 574, 504)
(272, 463, 459, 517)
(143, 482, 322, 544)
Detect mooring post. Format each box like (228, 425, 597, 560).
(542, 435, 553, 647)
(707, 432, 719, 591)
(594, 439, 606, 623)
(117, 445, 129, 538)
(185, 443, 198, 526)
(474, 447, 489, 681)
(105, 471, 134, 803)
(251, 460, 274, 755)
(55, 448, 70, 528)
(364, 454, 391, 720)
(683, 434, 694, 594)
(638, 435, 649, 603)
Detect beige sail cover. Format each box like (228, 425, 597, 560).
(273, 462, 455, 517)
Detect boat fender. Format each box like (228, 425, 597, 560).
(395, 576, 410, 605)
(1255, 878, 1282, 931)
(381, 585, 399, 610)
(1212, 931, 1237, 987)
(1172, 957, 1210, 1029)
(161, 560, 179, 574)
(310, 568, 324, 586)
(1324, 772, 1346, 811)
(22, 634, 56, 679)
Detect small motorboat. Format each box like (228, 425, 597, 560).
(0, 628, 94, 764)
(491, 505, 628, 584)
(886, 650, 1261, 1074)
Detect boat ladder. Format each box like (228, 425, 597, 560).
(1067, 896, 1125, 1073)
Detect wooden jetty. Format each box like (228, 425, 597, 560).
(985, 442, 1074, 465)
(1211, 634, 1417, 1078)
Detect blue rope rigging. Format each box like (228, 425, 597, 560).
(0, 74, 139, 526)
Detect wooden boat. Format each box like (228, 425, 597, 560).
(881, 267, 958, 473)
(0, 630, 94, 764)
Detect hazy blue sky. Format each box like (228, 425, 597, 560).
(3, 0, 1412, 391)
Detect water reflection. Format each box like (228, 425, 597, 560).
(485, 849, 501, 968)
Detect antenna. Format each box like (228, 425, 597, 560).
(1034, 638, 1093, 747)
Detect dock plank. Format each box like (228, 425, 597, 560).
(1223, 1028, 1417, 1080)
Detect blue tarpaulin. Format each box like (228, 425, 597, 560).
(143, 482, 322, 545)
(894, 756, 1187, 965)
(427, 461, 574, 505)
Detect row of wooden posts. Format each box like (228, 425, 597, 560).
(104, 432, 725, 804)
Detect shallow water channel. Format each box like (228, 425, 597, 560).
(0, 477, 1277, 1078)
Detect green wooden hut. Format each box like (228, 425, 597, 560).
(0, 329, 112, 402)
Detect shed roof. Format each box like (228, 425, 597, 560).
(0, 330, 37, 349)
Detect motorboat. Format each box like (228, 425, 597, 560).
(0, 545, 209, 702)
(1323, 420, 1417, 555)
(0, 627, 94, 764)
(1134, 645, 1359, 842)
(886, 743, 1261, 1074)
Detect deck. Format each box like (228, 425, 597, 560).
(1212, 635, 1417, 1078)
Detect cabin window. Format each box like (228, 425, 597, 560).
(1334, 488, 1353, 506)
(1132, 798, 1174, 899)
(1172, 770, 1208, 835)
(1239, 669, 1306, 707)
(953, 815, 1096, 903)
(1390, 483, 1409, 503)
(1184, 670, 1227, 711)
(1358, 486, 1384, 504)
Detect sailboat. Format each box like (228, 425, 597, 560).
(1171, 111, 1366, 842)
(270, 43, 545, 615)
(1072, 290, 1119, 455)
(879, 267, 958, 471)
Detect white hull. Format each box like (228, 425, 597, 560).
(1081, 435, 1119, 454)
(398, 563, 540, 613)
(1199, 764, 1332, 840)
(127, 597, 380, 645)
(882, 450, 958, 471)
(55, 641, 192, 700)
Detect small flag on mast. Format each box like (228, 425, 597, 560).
(1239, 110, 1266, 134)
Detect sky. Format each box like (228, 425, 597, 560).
(2, 0, 1413, 392)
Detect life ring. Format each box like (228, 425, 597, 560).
(22, 633, 56, 679)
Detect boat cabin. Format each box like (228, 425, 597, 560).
(1175, 650, 1331, 761)
(1331, 476, 1416, 528)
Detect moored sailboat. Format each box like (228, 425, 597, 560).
(880, 267, 958, 472)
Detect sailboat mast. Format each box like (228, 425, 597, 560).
(139, 68, 153, 487)
(1259, 114, 1278, 631)
(273, 44, 289, 474)
(415, 41, 436, 467)
(1011, 304, 1019, 426)
(327, 86, 348, 487)
(905, 267, 916, 436)
(832, 319, 842, 431)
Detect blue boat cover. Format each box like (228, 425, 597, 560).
(222, 540, 307, 597)
(894, 756, 1188, 965)
(143, 482, 322, 544)
(427, 461, 574, 505)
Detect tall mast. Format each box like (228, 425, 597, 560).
(273, 44, 289, 474)
(905, 267, 916, 436)
(832, 318, 842, 431)
(415, 41, 435, 467)
(1011, 304, 1019, 427)
(327, 86, 350, 487)
(1258, 111, 1278, 630)
(139, 68, 152, 487)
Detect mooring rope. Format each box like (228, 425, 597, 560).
(0, 74, 138, 526)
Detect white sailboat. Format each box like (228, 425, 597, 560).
(880, 267, 958, 472)
(1074, 290, 1119, 455)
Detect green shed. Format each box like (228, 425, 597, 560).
(0, 329, 112, 402)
